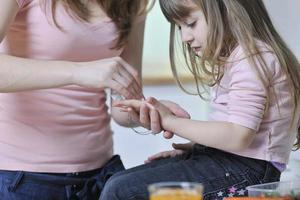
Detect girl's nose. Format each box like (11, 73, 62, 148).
(181, 28, 193, 44)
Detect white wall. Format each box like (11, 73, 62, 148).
(264, 0, 300, 59)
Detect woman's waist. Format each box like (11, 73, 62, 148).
(0, 128, 114, 173)
(0, 152, 114, 173)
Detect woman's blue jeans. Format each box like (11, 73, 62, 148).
(0, 155, 124, 200)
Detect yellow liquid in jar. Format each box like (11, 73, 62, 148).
(150, 189, 202, 200)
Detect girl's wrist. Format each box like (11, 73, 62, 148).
(162, 115, 178, 133)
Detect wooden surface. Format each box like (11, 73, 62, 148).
(143, 74, 194, 85)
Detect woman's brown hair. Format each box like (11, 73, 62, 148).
(42, 0, 151, 49)
(159, 0, 300, 149)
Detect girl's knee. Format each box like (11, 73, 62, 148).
(103, 174, 122, 192)
(101, 173, 132, 200)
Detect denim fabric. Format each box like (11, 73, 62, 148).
(0, 155, 124, 200)
(100, 145, 281, 200)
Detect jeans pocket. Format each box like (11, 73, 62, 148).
(7, 171, 25, 192)
(204, 179, 249, 200)
(0, 171, 26, 200)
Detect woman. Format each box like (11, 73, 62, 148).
(0, 0, 148, 199)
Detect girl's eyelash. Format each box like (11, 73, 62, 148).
(187, 21, 196, 28)
(177, 21, 196, 30)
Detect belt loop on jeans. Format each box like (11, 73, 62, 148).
(8, 171, 25, 192)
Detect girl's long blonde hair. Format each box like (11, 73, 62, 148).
(159, 0, 300, 149)
(42, 0, 151, 49)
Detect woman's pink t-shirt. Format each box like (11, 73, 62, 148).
(0, 0, 124, 172)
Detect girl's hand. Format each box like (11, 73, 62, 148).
(135, 98, 190, 137)
(72, 57, 142, 99)
(113, 97, 190, 135)
(150, 98, 191, 138)
(144, 142, 194, 163)
(146, 97, 176, 129)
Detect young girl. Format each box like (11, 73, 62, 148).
(100, 0, 300, 199)
(0, 0, 173, 199)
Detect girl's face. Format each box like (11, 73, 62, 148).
(175, 3, 208, 56)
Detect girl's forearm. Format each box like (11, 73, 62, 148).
(163, 117, 255, 152)
(0, 54, 77, 92)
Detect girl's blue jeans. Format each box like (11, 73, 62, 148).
(0, 155, 124, 200)
(100, 144, 281, 200)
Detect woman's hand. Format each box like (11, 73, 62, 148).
(145, 142, 194, 163)
(72, 57, 142, 99)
